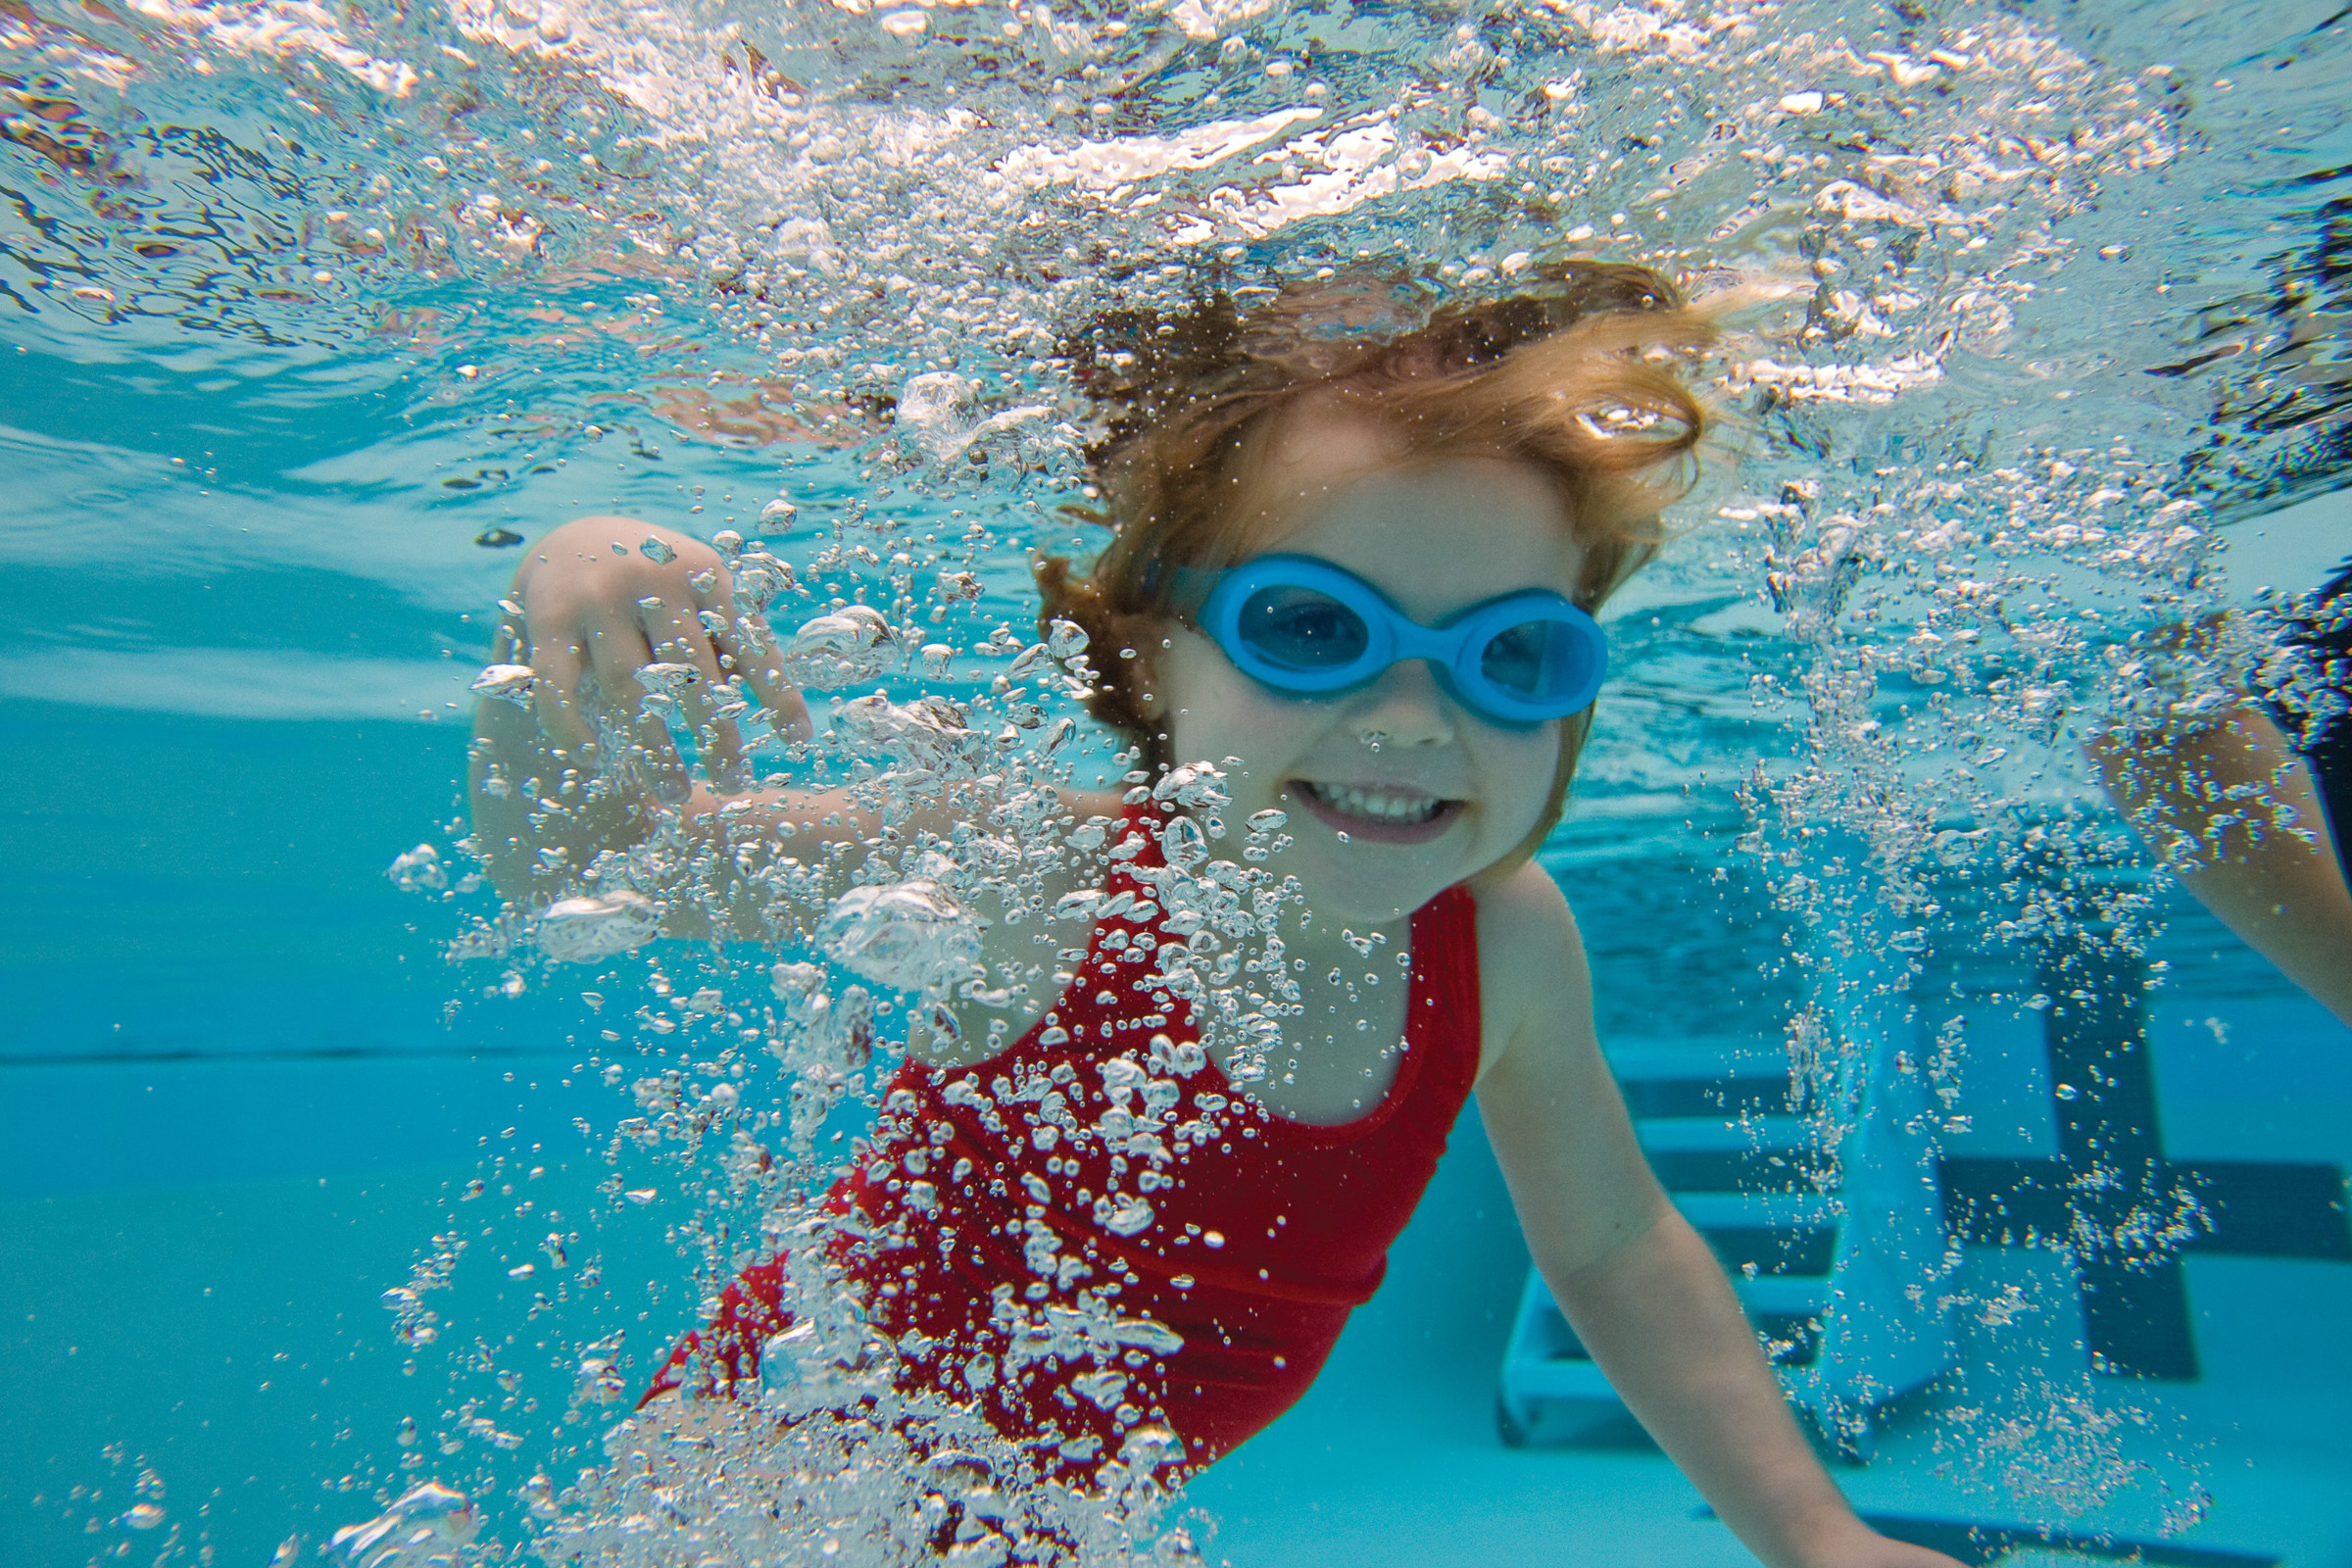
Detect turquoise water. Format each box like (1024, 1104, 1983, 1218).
(8, 0, 2352, 1562)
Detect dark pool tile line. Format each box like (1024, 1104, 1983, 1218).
(0, 1043, 579, 1067)
(1694, 1509, 2279, 1568)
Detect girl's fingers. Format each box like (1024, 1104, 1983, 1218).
(642, 601, 751, 794)
(525, 635, 598, 747)
(736, 625, 813, 741)
(698, 586, 813, 743)
(584, 613, 690, 801)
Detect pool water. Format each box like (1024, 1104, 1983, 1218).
(7, 0, 2352, 1561)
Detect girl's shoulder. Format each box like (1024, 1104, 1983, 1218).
(1468, 858, 1585, 959)
(1467, 859, 1593, 1075)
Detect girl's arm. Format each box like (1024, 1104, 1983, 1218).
(469, 514, 1010, 940)
(468, 514, 857, 936)
(1471, 866, 1964, 1568)
(469, 514, 1114, 1062)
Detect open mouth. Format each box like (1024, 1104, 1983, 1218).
(1289, 780, 1466, 845)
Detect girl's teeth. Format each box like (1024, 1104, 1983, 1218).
(1306, 782, 1443, 823)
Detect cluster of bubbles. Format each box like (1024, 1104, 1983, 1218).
(544, 1400, 1206, 1568)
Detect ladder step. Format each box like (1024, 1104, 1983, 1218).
(1503, 1357, 1620, 1402)
(1622, 1076, 1816, 1119)
(1604, 1040, 1792, 1082)
(1698, 1223, 1838, 1278)
(1733, 1275, 1831, 1315)
(1502, 1277, 1826, 1385)
(1638, 1115, 1815, 1152)
(1639, 1116, 1831, 1194)
(1676, 1192, 1839, 1228)
(1647, 1150, 1835, 1195)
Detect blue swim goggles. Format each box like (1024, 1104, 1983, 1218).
(1162, 554, 1608, 725)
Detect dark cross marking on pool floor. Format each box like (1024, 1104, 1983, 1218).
(1697, 1507, 2281, 1567)
(1857, 1511, 2278, 1568)
(1937, 949, 2352, 1380)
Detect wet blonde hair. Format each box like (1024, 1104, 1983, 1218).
(1039, 261, 1715, 874)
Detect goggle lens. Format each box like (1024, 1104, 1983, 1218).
(1479, 615, 1592, 701)
(1238, 586, 1370, 670)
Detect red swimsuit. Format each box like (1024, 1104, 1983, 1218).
(649, 811, 1484, 1481)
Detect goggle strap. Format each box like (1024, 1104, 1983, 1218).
(1137, 558, 1222, 621)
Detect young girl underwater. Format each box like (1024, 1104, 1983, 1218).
(471, 264, 1967, 1568)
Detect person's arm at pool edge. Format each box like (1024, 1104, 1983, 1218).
(1471, 866, 1964, 1568)
(2091, 706, 2352, 1027)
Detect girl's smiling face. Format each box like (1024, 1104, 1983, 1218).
(1149, 407, 1586, 924)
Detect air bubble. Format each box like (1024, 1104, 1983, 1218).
(789, 606, 900, 689)
(326, 1483, 477, 1568)
(819, 879, 982, 993)
(469, 663, 537, 707)
(534, 892, 661, 961)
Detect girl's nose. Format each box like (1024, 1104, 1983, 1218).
(1345, 659, 1456, 748)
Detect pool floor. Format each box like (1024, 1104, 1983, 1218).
(7, 1051, 2350, 1568)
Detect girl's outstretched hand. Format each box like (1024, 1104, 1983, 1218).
(1803, 1527, 1972, 1568)
(498, 514, 811, 800)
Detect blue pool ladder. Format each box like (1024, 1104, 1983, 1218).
(1495, 1024, 1958, 1459)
